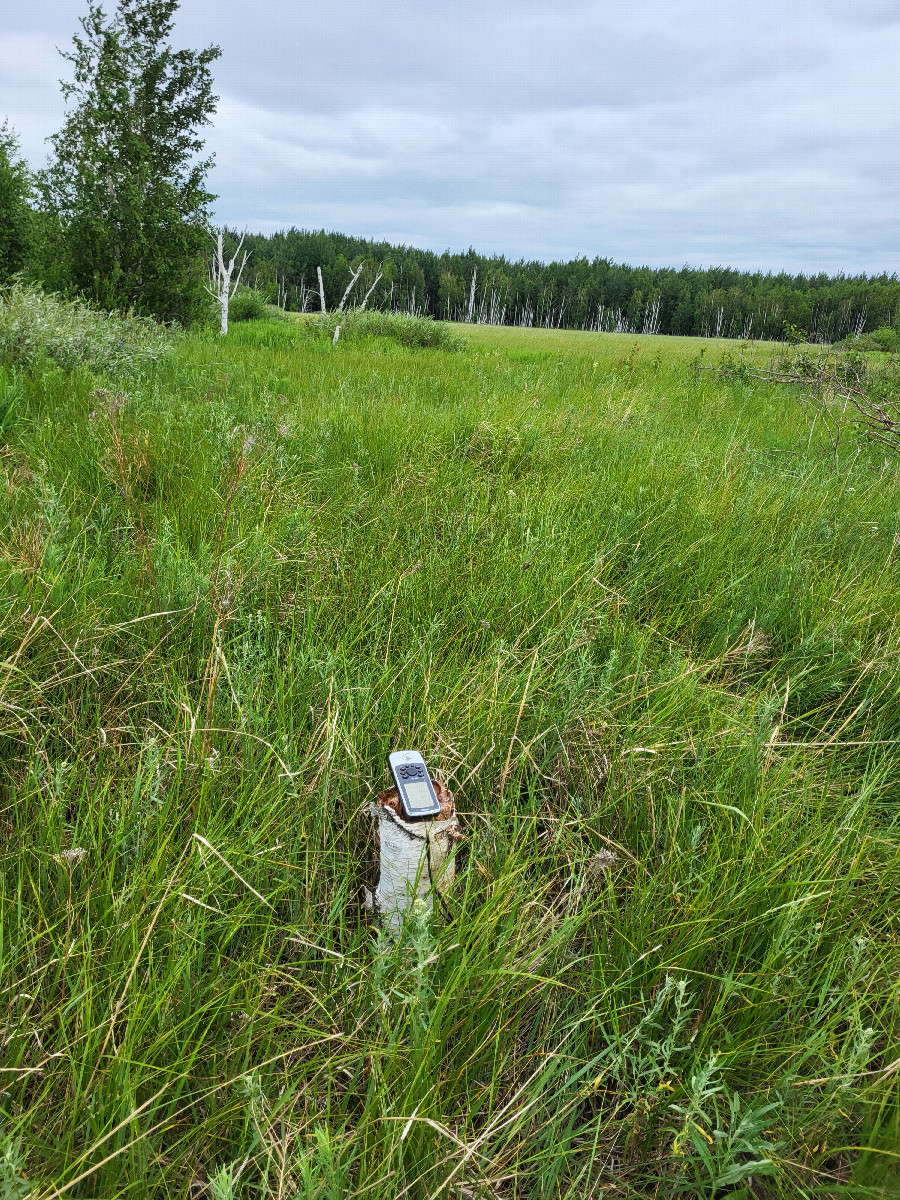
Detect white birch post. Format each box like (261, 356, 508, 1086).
(205, 231, 249, 337)
(317, 266, 327, 314)
(367, 782, 459, 931)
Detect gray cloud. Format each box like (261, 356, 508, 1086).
(3, 0, 899, 272)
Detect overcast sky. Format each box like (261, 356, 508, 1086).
(3, 0, 899, 274)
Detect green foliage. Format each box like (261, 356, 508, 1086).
(311, 308, 465, 349)
(235, 225, 900, 342)
(838, 325, 900, 354)
(0, 281, 174, 375)
(0, 1128, 31, 1198)
(782, 319, 809, 343)
(1, 325, 898, 1196)
(0, 122, 32, 282)
(227, 288, 270, 323)
(39, 0, 220, 325)
(222, 316, 303, 351)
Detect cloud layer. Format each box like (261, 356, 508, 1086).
(3, 0, 899, 272)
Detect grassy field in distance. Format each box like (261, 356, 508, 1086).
(455, 322, 782, 359)
(1, 315, 898, 1198)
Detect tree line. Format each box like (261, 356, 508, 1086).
(238, 228, 900, 343)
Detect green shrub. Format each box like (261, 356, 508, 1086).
(837, 326, 900, 353)
(782, 320, 809, 344)
(228, 289, 269, 323)
(0, 282, 174, 375)
(310, 309, 465, 350)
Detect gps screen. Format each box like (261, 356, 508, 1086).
(403, 780, 435, 812)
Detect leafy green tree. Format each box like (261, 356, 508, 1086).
(0, 122, 32, 282)
(40, 0, 220, 324)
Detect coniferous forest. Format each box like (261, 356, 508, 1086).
(238, 227, 900, 341)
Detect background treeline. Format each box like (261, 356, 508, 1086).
(239, 227, 900, 342)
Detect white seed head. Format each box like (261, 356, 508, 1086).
(57, 847, 87, 867)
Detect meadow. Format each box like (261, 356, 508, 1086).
(0, 312, 898, 1198)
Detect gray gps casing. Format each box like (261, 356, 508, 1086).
(388, 750, 441, 819)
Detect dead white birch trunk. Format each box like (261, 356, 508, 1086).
(298, 274, 311, 312)
(367, 782, 459, 931)
(336, 263, 364, 312)
(467, 266, 477, 323)
(358, 270, 383, 312)
(317, 266, 327, 314)
(204, 231, 249, 337)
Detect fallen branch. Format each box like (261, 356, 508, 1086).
(707, 349, 900, 461)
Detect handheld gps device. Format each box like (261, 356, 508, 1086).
(389, 750, 442, 820)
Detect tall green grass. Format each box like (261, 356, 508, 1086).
(0, 316, 898, 1197)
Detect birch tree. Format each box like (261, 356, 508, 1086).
(205, 230, 249, 336)
(336, 262, 363, 312)
(41, 0, 220, 324)
(358, 268, 384, 311)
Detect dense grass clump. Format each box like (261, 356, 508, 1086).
(0, 320, 898, 1198)
(309, 308, 466, 349)
(0, 281, 175, 375)
(228, 289, 272, 323)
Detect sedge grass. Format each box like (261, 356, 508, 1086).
(0, 317, 898, 1197)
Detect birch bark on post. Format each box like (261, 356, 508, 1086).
(368, 782, 459, 931)
(317, 266, 327, 314)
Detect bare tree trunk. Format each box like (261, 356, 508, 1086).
(467, 266, 477, 323)
(205, 230, 249, 337)
(298, 273, 312, 312)
(336, 263, 364, 312)
(358, 270, 383, 311)
(317, 265, 327, 314)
